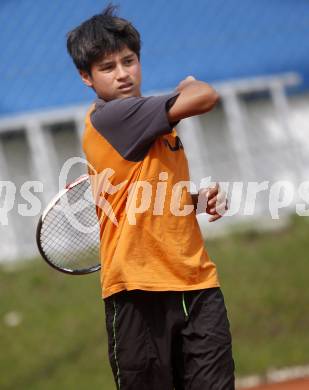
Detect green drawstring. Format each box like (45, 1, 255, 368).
(113, 299, 121, 389)
(182, 292, 189, 318)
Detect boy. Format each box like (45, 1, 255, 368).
(67, 4, 234, 389)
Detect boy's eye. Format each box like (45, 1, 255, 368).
(100, 65, 114, 71)
(124, 58, 133, 65)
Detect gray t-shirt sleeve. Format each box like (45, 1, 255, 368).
(90, 91, 180, 162)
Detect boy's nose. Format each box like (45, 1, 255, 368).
(116, 64, 129, 80)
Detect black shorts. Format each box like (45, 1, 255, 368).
(104, 287, 235, 390)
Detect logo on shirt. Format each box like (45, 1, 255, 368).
(163, 136, 184, 152)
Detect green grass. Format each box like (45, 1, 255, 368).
(0, 261, 114, 389)
(209, 214, 309, 376)
(1, 214, 309, 389)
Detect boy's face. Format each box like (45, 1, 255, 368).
(80, 46, 142, 101)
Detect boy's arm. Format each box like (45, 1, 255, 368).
(167, 76, 219, 123)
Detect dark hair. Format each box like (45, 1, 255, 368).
(66, 4, 141, 74)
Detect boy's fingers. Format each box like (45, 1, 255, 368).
(208, 191, 226, 207)
(207, 195, 218, 208)
(208, 199, 229, 222)
(208, 213, 222, 222)
(207, 183, 220, 198)
(209, 201, 227, 215)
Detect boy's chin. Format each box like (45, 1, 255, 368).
(98, 89, 140, 101)
(117, 89, 138, 98)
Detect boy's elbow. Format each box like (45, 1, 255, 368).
(167, 84, 220, 122)
(211, 90, 220, 106)
(199, 88, 220, 113)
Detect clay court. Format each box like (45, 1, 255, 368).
(241, 377, 309, 390)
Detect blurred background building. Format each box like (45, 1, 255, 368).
(1, 0, 309, 262)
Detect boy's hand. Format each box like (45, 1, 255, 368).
(194, 183, 229, 222)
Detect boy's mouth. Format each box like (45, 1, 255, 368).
(118, 82, 133, 91)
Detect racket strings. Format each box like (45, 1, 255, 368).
(39, 179, 100, 272)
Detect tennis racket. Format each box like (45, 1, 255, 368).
(36, 174, 101, 275)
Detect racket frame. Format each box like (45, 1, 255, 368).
(36, 174, 101, 275)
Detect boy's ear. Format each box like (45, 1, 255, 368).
(79, 70, 93, 88)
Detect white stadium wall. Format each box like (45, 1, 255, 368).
(0, 73, 308, 262)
